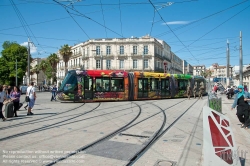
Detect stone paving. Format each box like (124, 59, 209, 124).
(0, 92, 249, 166)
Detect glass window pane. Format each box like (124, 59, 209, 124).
(111, 78, 124, 91)
(96, 77, 110, 92)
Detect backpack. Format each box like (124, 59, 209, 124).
(229, 88, 234, 95)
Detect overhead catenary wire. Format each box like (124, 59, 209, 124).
(100, 0, 107, 38)
(118, 0, 123, 37)
(148, 0, 200, 64)
(174, 3, 250, 53)
(53, 0, 125, 38)
(154, 0, 249, 38)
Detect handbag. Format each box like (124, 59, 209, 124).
(25, 88, 32, 102)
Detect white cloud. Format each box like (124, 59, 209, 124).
(20, 42, 37, 54)
(162, 21, 192, 25)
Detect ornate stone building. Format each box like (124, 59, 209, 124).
(56, 36, 187, 85)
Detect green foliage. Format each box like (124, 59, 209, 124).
(0, 41, 29, 85)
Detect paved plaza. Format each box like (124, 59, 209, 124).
(0, 91, 249, 166)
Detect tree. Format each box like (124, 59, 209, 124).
(47, 53, 59, 83)
(59, 44, 72, 76)
(31, 64, 40, 85)
(0, 42, 28, 85)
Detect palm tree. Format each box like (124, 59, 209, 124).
(31, 64, 40, 85)
(59, 44, 72, 76)
(47, 53, 59, 82)
(40, 60, 48, 85)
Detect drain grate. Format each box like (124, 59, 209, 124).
(154, 160, 177, 166)
(119, 133, 150, 138)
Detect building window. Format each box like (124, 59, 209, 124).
(133, 60, 137, 69)
(106, 46, 111, 55)
(87, 47, 89, 56)
(87, 60, 89, 69)
(157, 61, 160, 68)
(120, 46, 124, 55)
(96, 46, 100, 55)
(83, 49, 85, 56)
(106, 60, 111, 69)
(120, 60, 124, 69)
(143, 45, 148, 55)
(96, 60, 101, 69)
(144, 59, 148, 68)
(133, 46, 137, 55)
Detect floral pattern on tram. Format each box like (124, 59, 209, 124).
(172, 74, 192, 98)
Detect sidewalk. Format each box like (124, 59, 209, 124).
(218, 92, 250, 166)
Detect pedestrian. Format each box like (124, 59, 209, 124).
(244, 85, 248, 92)
(193, 84, 197, 99)
(199, 84, 204, 99)
(231, 85, 249, 129)
(186, 85, 191, 100)
(10, 86, 21, 117)
(26, 82, 36, 115)
(243, 92, 250, 129)
(51, 85, 57, 101)
(0, 85, 7, 121)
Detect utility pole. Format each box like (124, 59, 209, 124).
(239, 31, 243, 85)
(226, 39, 230, 86)
(27, 38, 31, 85)
(16, 58, 17, 86)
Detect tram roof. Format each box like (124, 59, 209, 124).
(172, 74, 192, 79)
(75, 69, 128, 77)
(134, 71, 171, 78)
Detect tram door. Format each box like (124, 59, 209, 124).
(138, 78, 148, 98)
(84, 77, 93, 99)
(161, 79, 170, 97)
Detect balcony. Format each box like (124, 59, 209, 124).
(117, 54, 128, 60)
(82, 55, 89, 60)
(72, 52, 82, 58)
(59, 66, 65, 70)
(102, 54, 115, 60)
(130, 53, 152, 59)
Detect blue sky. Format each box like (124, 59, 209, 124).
(0, 0, 249, 68)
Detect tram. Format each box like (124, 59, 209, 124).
(57, 70, 207, 102)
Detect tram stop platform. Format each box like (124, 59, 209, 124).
(0, 92, 249, 166)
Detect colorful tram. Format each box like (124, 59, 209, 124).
(57, 70, 207, 102)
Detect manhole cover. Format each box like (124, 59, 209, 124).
(157, 161, 172, 166)
(174, 135, 185, 138)
(170, 139, 182, 142)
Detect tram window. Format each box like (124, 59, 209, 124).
(60, 73, 77, 92)
(178, 79, 188, 90)
(84, 77, 93, 90)
(111, 78, 124, 91)
(151, 79, 159, 91)
(143, 79, 148, 91)
(138, 79, 143, 91)
(161, 79, 169, 90)
(96, 78, 110, 92)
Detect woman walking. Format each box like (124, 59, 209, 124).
(0, 85, 7, 121)
(10, 86, 21, 117)
(231, 85, 249, 129)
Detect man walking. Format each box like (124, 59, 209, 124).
(193, 84, 197, 99)
(26, 82, 36, 115)
(51, 85, 57, 101)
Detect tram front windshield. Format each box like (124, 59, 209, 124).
(59, 72, 77, 92)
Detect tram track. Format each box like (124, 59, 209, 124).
(0, 102, 134, 131)
(0, 103, 86, 130)
(126, 99, 199, 166)
(0, 103, 101, 142)
(45, 99, 188, 165)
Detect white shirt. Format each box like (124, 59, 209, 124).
(26, 86, 35, 99)
(0, 92, 5, 103)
